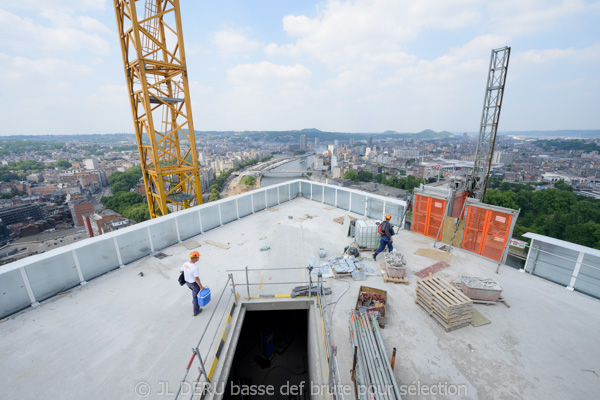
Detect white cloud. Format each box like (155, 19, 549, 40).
(515, 43, 600, 64)
(228, 62, 312, 87)
(40, 9, 113, 35)
(213, 29, 261, 57)
(517, 48, 576, 64)
(200, 62, 319, 130)
(0, 53, 93, 85)
(268, 0, 482, 64)
(0, 9, 110, 55)
(0, 0, 106, 12)
(488, 0, 599, 35)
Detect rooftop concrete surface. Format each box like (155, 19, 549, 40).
(0, 197, 599, 399)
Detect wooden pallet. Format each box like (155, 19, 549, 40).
(417, 278, 472, 310)
(416, 277, 472, 331)
(415, 300, 472, 332)
(382, 272, 409, 285)
(471, 296, 511, 308)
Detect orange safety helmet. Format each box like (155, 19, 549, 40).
(385, 214, 392, 220)
(189, 251, 200, 259)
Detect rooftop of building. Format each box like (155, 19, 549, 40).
(0, 182, 599, 400)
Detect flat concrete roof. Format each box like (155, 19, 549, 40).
(1, 197, 599, 399)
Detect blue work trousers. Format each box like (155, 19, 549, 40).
(186, 282, 201, 315)
(375, 236, 393, 255)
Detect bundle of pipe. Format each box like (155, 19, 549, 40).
(349, 311, 402, 400)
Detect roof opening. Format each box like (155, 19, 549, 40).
(223, 309, 309, 399)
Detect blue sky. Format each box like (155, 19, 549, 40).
(0, 0, 598, 135)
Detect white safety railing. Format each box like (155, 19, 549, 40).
(0, 179, 407, 319)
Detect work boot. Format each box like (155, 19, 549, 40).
(193, 309, 203, 317)
(372, 253, 377, 261)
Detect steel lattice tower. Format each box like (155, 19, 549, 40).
(114, 0, 202, 219)
(469, 46, 511, 200)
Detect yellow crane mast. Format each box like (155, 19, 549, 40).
(113, 0, 202, 219)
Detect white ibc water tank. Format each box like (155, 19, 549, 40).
(355, 219, 379, 249)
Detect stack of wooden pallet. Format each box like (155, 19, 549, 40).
(416, 277, 473, 331)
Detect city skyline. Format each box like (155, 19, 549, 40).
(1, 0, 599, 136)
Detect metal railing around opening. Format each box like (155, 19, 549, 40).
(225, 265, 346, 400)
(174, 273, 238, 400)
(316, 271, 346, 400)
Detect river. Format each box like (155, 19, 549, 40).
(260, 154, 317, 187)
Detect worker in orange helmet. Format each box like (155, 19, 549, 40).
(180, 251, 205, 316)
(373, 214, 395, 261)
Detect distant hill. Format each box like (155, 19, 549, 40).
(0, 133, 134, 143)
(300, 128, 322, 133)
(500, 130, 600, 138)
(459, 130, 600, 138)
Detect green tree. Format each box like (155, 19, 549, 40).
(373, 173, 386, 184)
(358, 170, 373, 182)
(544, 213, 568, 239)
(567, 201, 600, 225)
(242, 176, 256, 186)
(109, 166, 142, 194)
(484, 190, 519, 210)
(122, 203, 150, 222)
(488, 176, 502, 189)
(101, 191, 143, 214)
(531, 189, 576, 214)
(499, 182, 512, 191)
(563, 222, 600, 249)
(404, 175, 423, 192)
(386, 175, 401, 188)
(0, 172, 19, 182)
(554, 180, 573, 192)
(55, 160, 72, 169)
(343, 170, 359, 182)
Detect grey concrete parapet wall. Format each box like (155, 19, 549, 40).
(0, 179, 407, 319)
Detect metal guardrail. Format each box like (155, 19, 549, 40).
(174, 266, 345, 400)
(174, 274, 237, 400)
(316, 271, 345, 400)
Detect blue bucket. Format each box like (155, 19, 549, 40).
(197, 288, 211, 307)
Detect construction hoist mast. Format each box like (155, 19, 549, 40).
(467, 46, 511, 200)
(114, 0, 202, 219)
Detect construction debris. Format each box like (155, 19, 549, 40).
(333, 216, 345, 224)
(259, 246, 271, 251)
(352, 270, 366, 281)
(461, 276, 503, 301)
(344, 246, 360, 257)
(204, 240, 230, 249)
(380, 262, 409, 284)
(384, 251, 406, 276)
(355, 286, 387, 324)
(384, 252, 406, 268)
(290, 285, 331, 298)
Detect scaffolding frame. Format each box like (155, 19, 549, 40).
(114, 0, 202, 219)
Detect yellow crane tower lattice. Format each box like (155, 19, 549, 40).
(114, 0, 202, 219)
